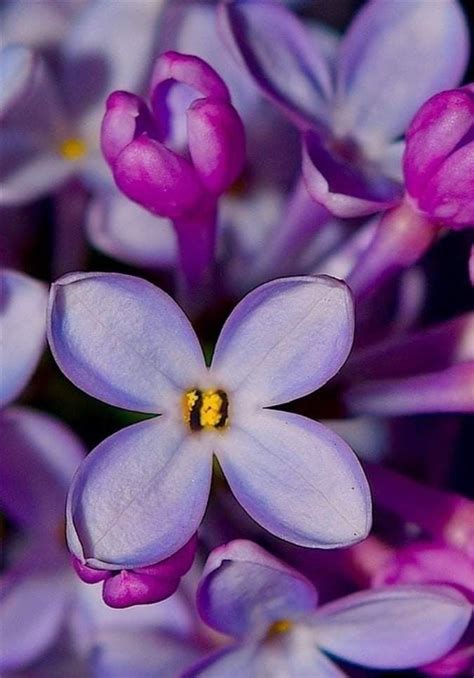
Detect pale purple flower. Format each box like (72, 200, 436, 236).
(0, 402, 201, 672)
(0, 1, 164, 205)
(186, 540, 472, 676)
(47, 271, 371, 570)
(347, 85, 474, 299)
(220, 0, 469, 218)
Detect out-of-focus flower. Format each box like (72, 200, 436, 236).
(0, 1, 164, 205)
(101, 51, 245, 307)
(47, 271, 371, 570)
(0, 407, 202, 673)
(347, 86, 474, 299)
(185, 540, 471, 676)
(220, 0, 469, 218)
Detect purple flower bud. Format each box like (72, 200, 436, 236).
(403, 85, 474, 229)
(72, 534, 198, 609)
(101, 51, 245, 219)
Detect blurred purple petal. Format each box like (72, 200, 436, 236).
(0, 571, 70, 672)
(67, 417, 212, 569)
(48, 272, 206, 413)
(311, 585, 472, 669)
(0, 406, 84, 533)
(61, 0, 163, 130)
(0, 269, 47, 407)
(219, 0, 332, 129)
(0, 45, 36, 118)
(217, 410, 371, 549)
(197, 540, 317, 638)
(184, 644, 259, 678)
(345, 362, 474, 415)
(335, 0, 469, 145)
(94, 628, 204, 678)
(211, 275, 354, 407)
(302, 130, 401, 218)
(86, 192, 177, 269)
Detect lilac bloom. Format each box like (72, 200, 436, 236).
(186, 540, 471, 676)
(347, 85, 474, 299)
(220, 0, 469, 218)
(101, 51, 245, 307)
(47, 271, 371, 570)
(0, 1, 164, 205)
(0, 405, 200, 672)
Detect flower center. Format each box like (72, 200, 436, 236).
(59, 137, 87, 161)
(182, 388, 229, 431)
(266, 618, 294, 639)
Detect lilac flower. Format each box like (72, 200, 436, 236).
(347, 85, 474, 299)
(101, 51, 245, 307)
(0, 385, 201, 672)
(220, 0, 469, 218)
(47, 271, 371, 570)
(0, 1, 164, 205)
(186, 540, 471, 676)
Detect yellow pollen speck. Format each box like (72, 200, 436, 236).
(266, 619, 294, 639)
(200, 391, 224, 428)
(182, 389, 199, 424)
(182, 388, 229, 431)
(59, 137, 87, 161)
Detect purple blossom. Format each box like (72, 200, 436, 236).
(0, 393, 202, 672)
(220, 0, 469, 218)
(0, 1, 164, 205)
(47, 271, 371, 569)
(186, 540, 472, 676)
(101, 50, 245, 308)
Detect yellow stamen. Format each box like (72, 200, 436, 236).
(266, 619, 294, 639)
(59, 137, 87, 161)
(182, 388, 229, 431)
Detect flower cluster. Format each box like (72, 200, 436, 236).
(1, 0, 473, 676)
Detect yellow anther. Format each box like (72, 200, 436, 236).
(200, 391, 224, 428)
(59, 137, 87, 161)
(266, 619, 294, 639)
(182, 388, 229, 431)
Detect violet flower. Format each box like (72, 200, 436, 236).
(186, 540, 471, 676)
(101, 50, 245, 308)
(220, 0, 469, 219)
(47, 271, 371, 570)
(348, 85, 474, 299)
(0, 1, 164, 204)
(0, 408, 200, 671)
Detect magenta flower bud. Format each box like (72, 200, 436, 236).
(72, 534, 198, 609)
(101, 51, 245, 219)
(403, 85, 474, 229)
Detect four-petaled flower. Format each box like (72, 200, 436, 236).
(48, 272, 371, 570)
(186, 540, 472, 677)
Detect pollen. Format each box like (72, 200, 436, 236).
(182, 388, 229, 431)
(59, 137, 87, 161)
(266, 618, 294, 639)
